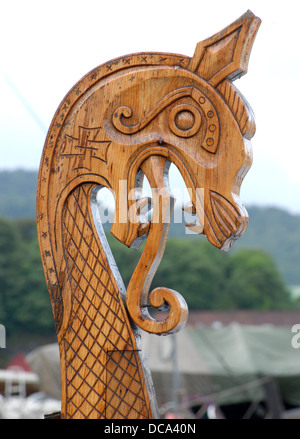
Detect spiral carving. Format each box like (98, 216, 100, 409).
(126, 156, 188, 335)
(112, 86, 220, 153)
(112, 88, 193, 134)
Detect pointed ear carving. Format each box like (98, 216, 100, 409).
(188, 10, 261, 86)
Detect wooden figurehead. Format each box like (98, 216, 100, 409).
(36, 11, 261, 419)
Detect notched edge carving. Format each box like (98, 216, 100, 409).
(217, 79, 256, 139)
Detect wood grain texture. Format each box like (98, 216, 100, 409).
(36, 10, 260, 419)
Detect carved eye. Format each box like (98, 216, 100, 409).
(175, 111, 194, 130)
(168, 104, 202, 138)
(168, 92, 220, 153)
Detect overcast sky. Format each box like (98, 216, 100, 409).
(1, 0, 300, 214)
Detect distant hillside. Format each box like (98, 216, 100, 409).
(0, 170, 38, 218)
(233, 206, 300, 286)
(1, 169, 300, 285)
(170, 205, 300, 286)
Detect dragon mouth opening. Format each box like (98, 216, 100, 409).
(167, 160, 249, 250)
(136, 162, 206, 237)
(182, 200, 204, 234)
(110, 145, 248, 251)
(133, 158, 204, 243)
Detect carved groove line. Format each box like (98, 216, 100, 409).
(217, 79, 255, 139)
(49, 281, 63, 332)
(209, 190, 246, 244)
(112, 87, 192, 134)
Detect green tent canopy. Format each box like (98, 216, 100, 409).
(26, 324, 300, 416)
(141, 324, 300, 409)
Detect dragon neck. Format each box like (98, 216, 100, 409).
(55, 182, 158, 419)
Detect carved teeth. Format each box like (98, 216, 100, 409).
(183, 201, 203, 233)
(136, 197, 152, 214)
(185, 221, 204, 234)
(138, 222, 151, 237)
(182, 201, 196, 215)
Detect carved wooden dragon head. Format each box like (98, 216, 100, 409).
(37, 11, 260, 419)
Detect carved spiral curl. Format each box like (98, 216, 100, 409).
(113, 105, 133, 131)
(145, 287, 188, 334)
(126, 156, 188, 335)
(112, 86, 220, 153)
(127, 280, 188, 336)
(126, 215, 189, 335)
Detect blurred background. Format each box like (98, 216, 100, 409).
(1, 0, 300, 419)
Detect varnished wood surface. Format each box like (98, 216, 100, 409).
(37, 10, 260, 418)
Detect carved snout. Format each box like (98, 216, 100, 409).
(183, 190, 248, 250)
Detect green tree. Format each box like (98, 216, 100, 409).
(225, 248, 293, 309)
(0, 170, 38, 218)
(0, 215, 294, 342)
(14, 218, 38, 242)
(153, 238, 229, 309)
(0, 217, 55, 336)
(0, 218, 19, 329)
(107, 233, 293, 311)
(16, 237, 54, 334)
